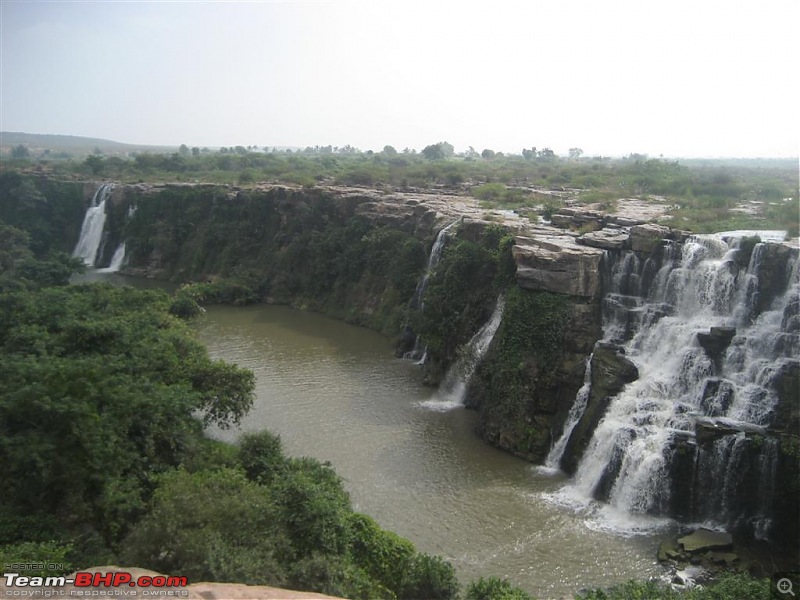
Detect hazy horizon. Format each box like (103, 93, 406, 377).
(2, 1, 798, 158)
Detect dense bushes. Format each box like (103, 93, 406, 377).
(0, 229, 459, 599)
(115, 185, 428, 335)
(412, 224, 516, 375)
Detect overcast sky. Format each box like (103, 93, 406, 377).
(1, 0, 798, 157)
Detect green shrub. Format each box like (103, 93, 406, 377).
(465, 576, 532, 600)
(400, 553, 460, 600)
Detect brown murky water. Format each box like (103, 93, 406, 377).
(194, 303, 665, 598)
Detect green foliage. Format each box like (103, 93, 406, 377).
(348, 513, 415, 594)
(122, 468, 288, 585)
(238, 430, 286, 485)
(0, 222, 84, 291)
(0, 540, 73, 577)
(472, 287, 571, 456)
(421, 141, 455, 160)
(415, 238, 498, 360)
(465, 576, 533, 600)
(11, 144, 30, 159)
(575, 573, 770, 600)
(0, 172, 85, 256)
(0, 282, 254, 560)
(400, 553, 460, 600)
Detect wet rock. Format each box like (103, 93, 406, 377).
(697, 327, 736, 371)
(694, 417, 764, 446)
(678, 528, 733, 553)
(560, 343, 639, 473)
(748, 243, 798, 316)
(708, 551, 739, 566)
(658, 538, 685, 562)
(700, 378, 735, 416)
(771, 359, 800, 433)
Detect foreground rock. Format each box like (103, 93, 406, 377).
(0, 566, 342, 600)
(678, 528, 733, 553)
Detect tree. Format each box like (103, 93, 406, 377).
(421, 141, 454, 160)
(382, 145, 398, 156)
(568, 147, 584, 159)
(481, 148, 496, 159)
(11, 144, 29, 159)
(178, 144, 190, 156)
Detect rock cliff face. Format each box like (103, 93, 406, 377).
(71, 181, 799, 545)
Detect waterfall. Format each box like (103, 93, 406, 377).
(404, 219, 460, 361)
(97, 243, 126, 273)
(420, 295, 505, 411)
(551, 233, 798, 536)
(72, 184, 113, 266)
(544, 355, 592, 470)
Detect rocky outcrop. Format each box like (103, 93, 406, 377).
(678, 528, 733, 553)
(629, 223, 672, 253)
(772, 359, 800, 433)
(696, 327, 737, 372)
(513, 234, 605, 299)
(560, 343, 639, 474)
(0, 566, 342, 600)
(577, 228, 630, 250)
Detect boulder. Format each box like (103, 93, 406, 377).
(657, 538, 684, 562)
(677, 528, 733, 553)
(513, 234, 605, 299)
(577, 228, 630, 250)
(560, 343, 639, 473)
(694, 417, 763, 446)
(629, 223, 671, 253)
(699, 378, 735, 416)
(550, 207, 604, 230)
(696, 327, 737, 371)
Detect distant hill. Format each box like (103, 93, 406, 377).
(0, 132, 177, 158)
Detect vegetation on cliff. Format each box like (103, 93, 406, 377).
(5, 144, 797, 236)
(0, 225, 459, 599)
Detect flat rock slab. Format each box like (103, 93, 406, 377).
(0, 566, 343, 600)
(678, 528, 733, 553)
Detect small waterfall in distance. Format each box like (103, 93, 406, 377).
(419, 295, 505, 411)
(72, 184, 114, 266)
(543, 233, 798, 538)
(97, 243, 126, 273)
(404, 219, 460, 362)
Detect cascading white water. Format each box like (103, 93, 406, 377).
(404, 219, 460, 361)
(550, 233, 798, 536)
(420, 295, 505, 411)
(73, 184, 113, 266)
(544, 355, 592, 470)
(97, 243, 126, 273)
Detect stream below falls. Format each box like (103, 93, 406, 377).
(193, 303, 667, 598)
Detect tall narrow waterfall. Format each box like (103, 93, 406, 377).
(421, 295, 505, 411)
(404, 220, 460, 361)
(544, 355, 592, 470)
(551, 234, 798, 538)
(72, 184, 113, 266)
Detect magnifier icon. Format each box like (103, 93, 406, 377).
(778, 578, 795, 596)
